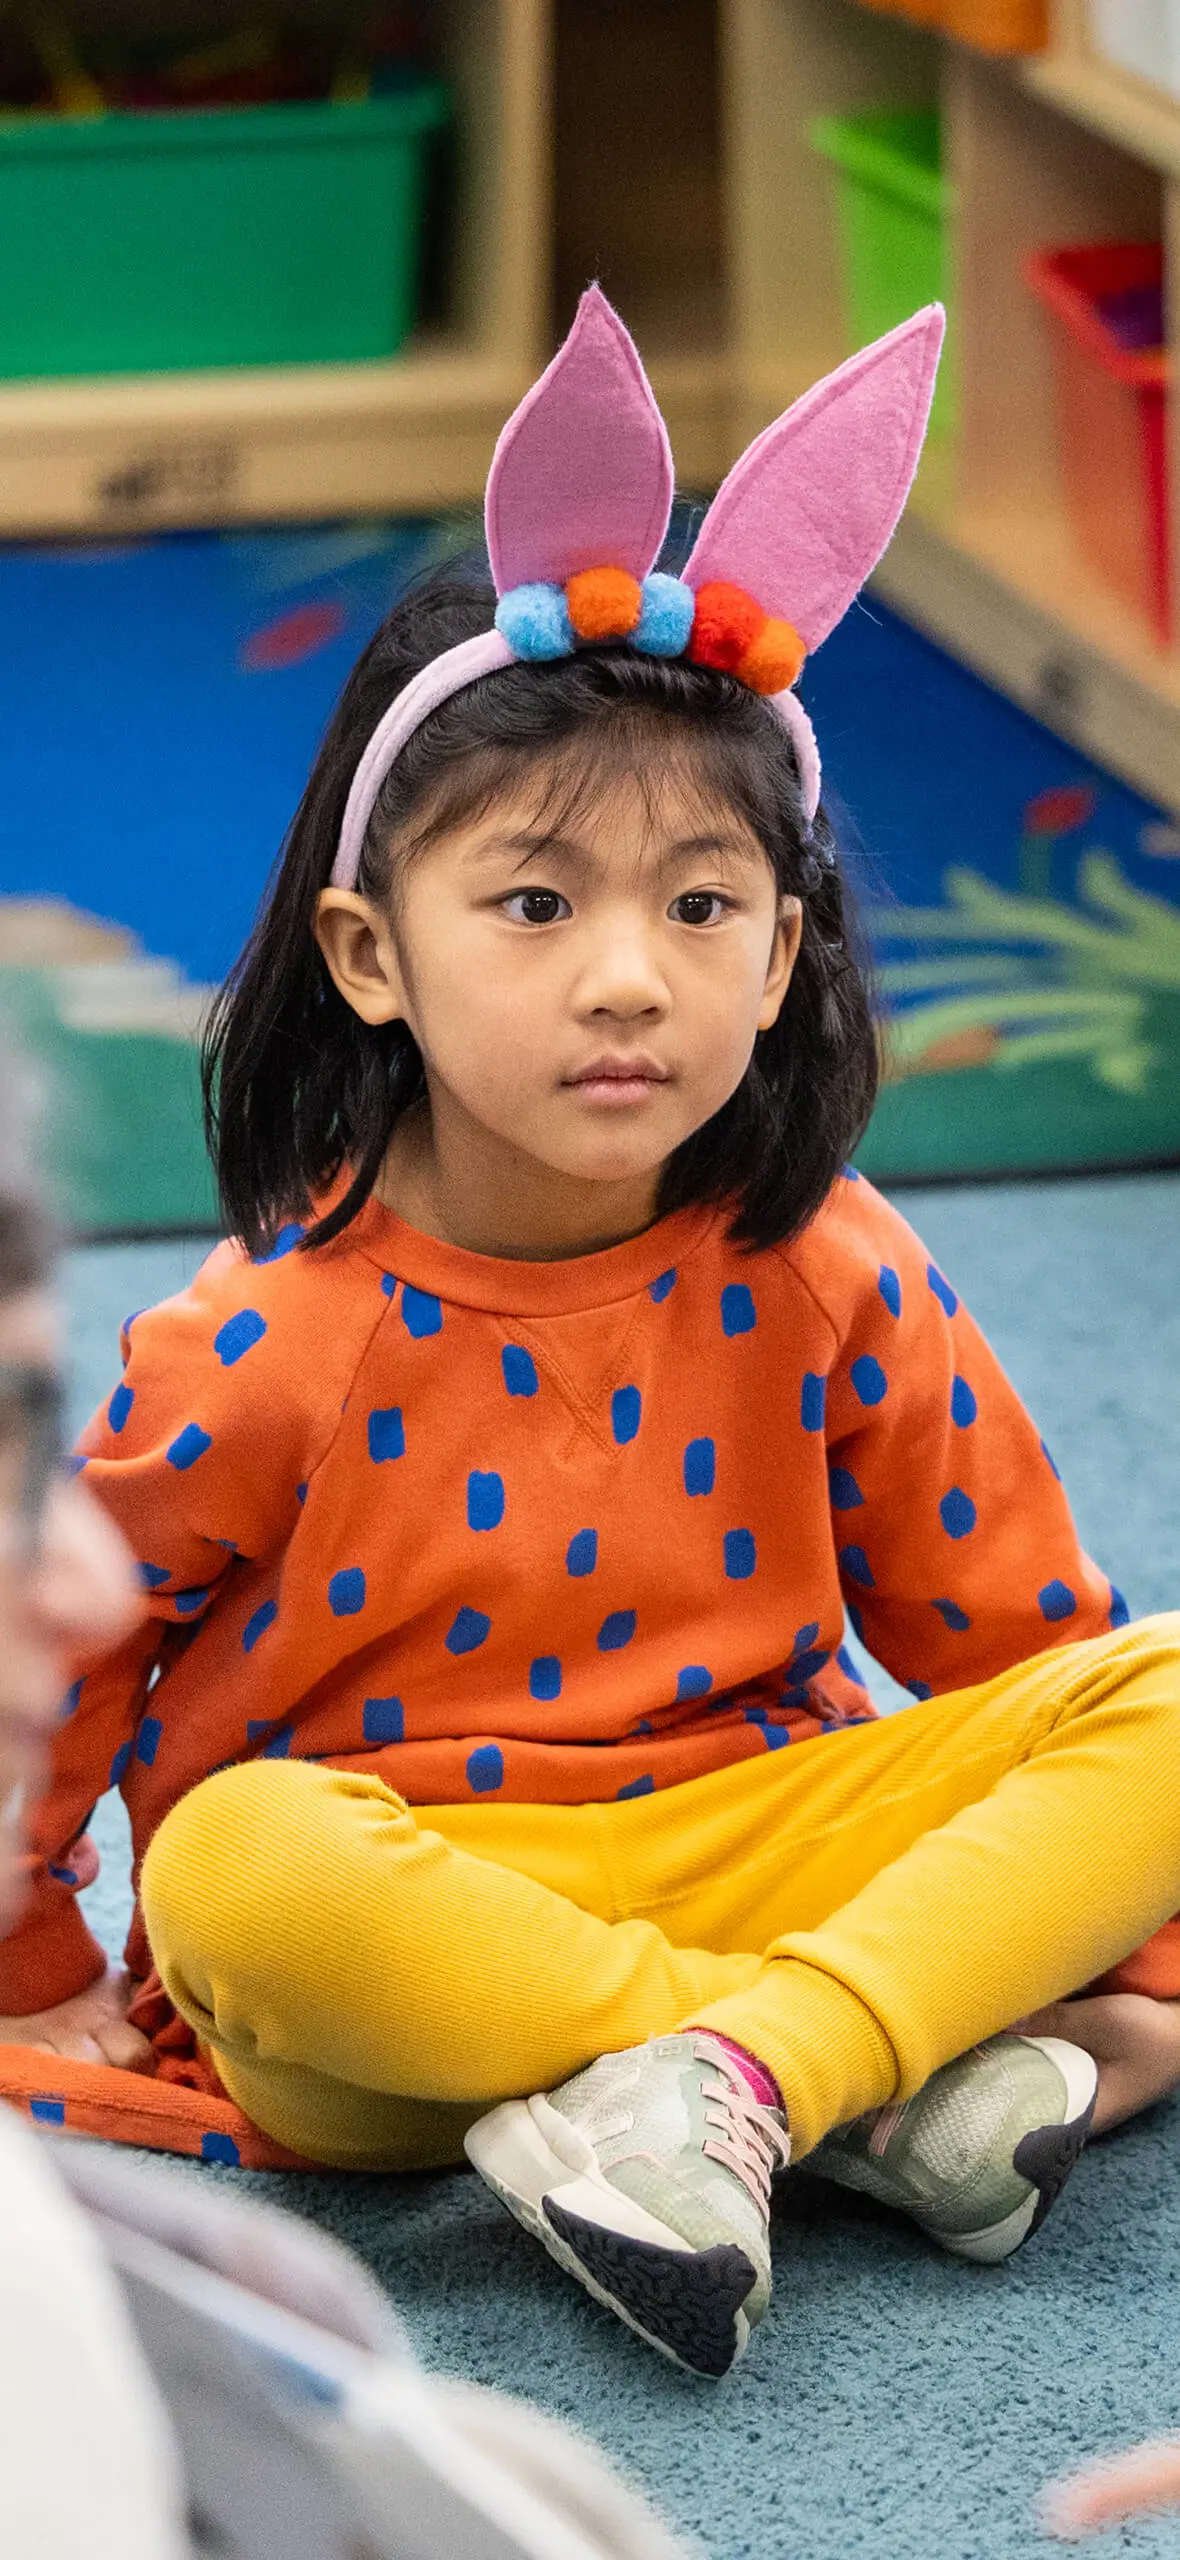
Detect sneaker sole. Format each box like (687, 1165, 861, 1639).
(465, 2097, 759, 2379)
(924, 2035, 1099, 2266)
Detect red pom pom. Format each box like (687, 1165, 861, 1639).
(566, 566, 643, 642)
(688, 580, 765, 673)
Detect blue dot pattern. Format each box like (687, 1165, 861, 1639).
(878, 1266, 902, 1318)
(401, 1287, 443, 1339)
(364, 1695, 404, 1744)
(839, 1544, 875, 1589)
(939, 1489, 977, 1540)
(467, 1745, 504, 1793)
(828, 1466, 864, 1510)
(1041, 1439, 1062, 1481)
(801, 1373, 826, 1432)
(214, 1309, 267, 1367)
(328, 1568, 366, 1616)
(1039, 1580, 1077, 1622)
(368, 1407, 405, 1462)
(467, 1471, 505, 1532)
(108, 1382, 134, 1434)
(951, 1375, 978, 1427)
(847, 1601, 866, 1641)
(173, 1586, 210, 1617)
(649, 1268, 677, 1303)
(48, 1864, 78, 1886)
(167, 1424, 211, 1472)
(850, 1354, 887, 1407)
(381, 1273, 397, 1299)
(255, 1223, 304, 1263)
(932, 1597, 971, 1632)
(135, 1715, 163, 1767)
(201, 2132, 241, 2165)
(566, 1529, 598, 1576)
(744, 1706, 791, 1751)
(598, 1610, 636, 1650)
(502, 1345, 539, 1397)
(724, 1529, 756, 1580)
(683, 1437, 715, 1496)
(676, 1666, 712, 1700)
(529, 1656, 562, 1700)
(61, 1680, 82, 1719)
(447, 1607, 491, 1656)
(138, 1561, 171, 1589)
(617, 1773, 655, 1798)
(1109, 1585, 1130, 1629)
(906, 1680, 934, 1701)
(720, 1284, 756, 1337)
(30, 2099, 66, 2126)
(243, 1600, 277, 1652)
(612, 1386, 641, 1445)
(927, 1264, 958, 1317)
(109, 1739, 133, 1786)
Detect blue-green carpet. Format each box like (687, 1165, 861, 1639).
(62, 1176, 1180, 2560)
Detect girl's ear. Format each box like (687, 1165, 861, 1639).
(757, 896, 803, 1033)
(314, 888, 409, 1027)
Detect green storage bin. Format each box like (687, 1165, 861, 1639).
(808, 108, 955, 435)
(0, 79, 449, 378)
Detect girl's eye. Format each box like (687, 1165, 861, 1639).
(502, 889, 570, 925)
(671, 891, 731, 926)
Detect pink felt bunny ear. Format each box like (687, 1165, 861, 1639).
(681, 307, 945, 651)
(485, 284, 675, 595)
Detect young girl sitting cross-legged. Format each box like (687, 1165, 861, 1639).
(4, 293, 1180, 2382)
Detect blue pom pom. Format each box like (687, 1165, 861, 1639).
(495, 583, 573, 660)
(634, 573, 695, 658)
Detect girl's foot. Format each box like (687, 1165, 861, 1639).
(464, 2032, 790, 2378)
(805, 2033, 1097, 2262)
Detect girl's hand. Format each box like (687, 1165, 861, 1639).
(0, 1966, 154, 2070)
(1041, 2439, 1180, 2537)
(1014, 1992, 1180, 2134)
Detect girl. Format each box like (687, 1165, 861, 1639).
(3, 292, 1180, 2382)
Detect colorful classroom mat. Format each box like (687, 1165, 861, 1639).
(1, 514, 1178, 1233)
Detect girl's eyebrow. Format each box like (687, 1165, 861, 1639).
(469, 829, 763, 877)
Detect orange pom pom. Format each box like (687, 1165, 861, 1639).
(735, 615, 806, 695)
(687, 580, 765, 673)
(565, 566, 643, 642)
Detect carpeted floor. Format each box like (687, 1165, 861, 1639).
(63, 1174, 1180, 2560)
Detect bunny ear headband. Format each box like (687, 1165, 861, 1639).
(330, 286, 944, 889)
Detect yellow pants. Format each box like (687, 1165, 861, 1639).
(141, 1617, 1180, 2169)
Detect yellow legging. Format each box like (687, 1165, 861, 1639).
(141, 1616, 1180, 2169)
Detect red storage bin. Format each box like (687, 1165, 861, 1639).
(1024, 243, 1171, 644)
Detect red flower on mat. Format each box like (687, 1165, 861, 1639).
(240, 599, 347, 670)
(1022, 785, 1096, 838)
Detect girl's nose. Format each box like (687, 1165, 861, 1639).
(576, 919, 670, 1018)
(26, 1474, 143, 1662)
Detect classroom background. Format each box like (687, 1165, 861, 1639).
(4, 4, 1180, 2555)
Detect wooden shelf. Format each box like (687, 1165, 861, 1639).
(1022, 46, 1180, 177)
(873, 489, 1180, 811)
(0, 337, 538, 533)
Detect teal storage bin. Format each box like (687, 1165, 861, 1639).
(808, 108, 955, 435)
(0, 79, 449, 378)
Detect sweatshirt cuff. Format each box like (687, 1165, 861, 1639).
(0, 1892, 108, 2014)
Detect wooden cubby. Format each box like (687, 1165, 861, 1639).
(3, 0, 1180, 808)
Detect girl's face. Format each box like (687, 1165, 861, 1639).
(316, 757, 801, 1258)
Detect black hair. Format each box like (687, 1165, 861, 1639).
(202, 567, 879, 1260)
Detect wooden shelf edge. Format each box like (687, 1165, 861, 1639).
(872, 505, 1180, 813)
(1022, 48, 1180, 178)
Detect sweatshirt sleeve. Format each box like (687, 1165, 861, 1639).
(0, 1229, 380, 2013)
(810, 1182, 1121, 1700)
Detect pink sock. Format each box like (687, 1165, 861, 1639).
(694, 2029, 785, 2115)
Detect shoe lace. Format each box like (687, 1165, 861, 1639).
(698, 2053, 791, 2210)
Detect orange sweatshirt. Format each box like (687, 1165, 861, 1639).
(0, 1170, 1126, 2015)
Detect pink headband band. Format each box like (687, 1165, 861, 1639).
(330, 289, 944, 892)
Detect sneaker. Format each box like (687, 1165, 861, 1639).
(805, 2031, 1098, 2264)
(464, 2032, 790, 2378)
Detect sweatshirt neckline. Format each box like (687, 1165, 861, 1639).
(351, 1194, 723, 1315)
